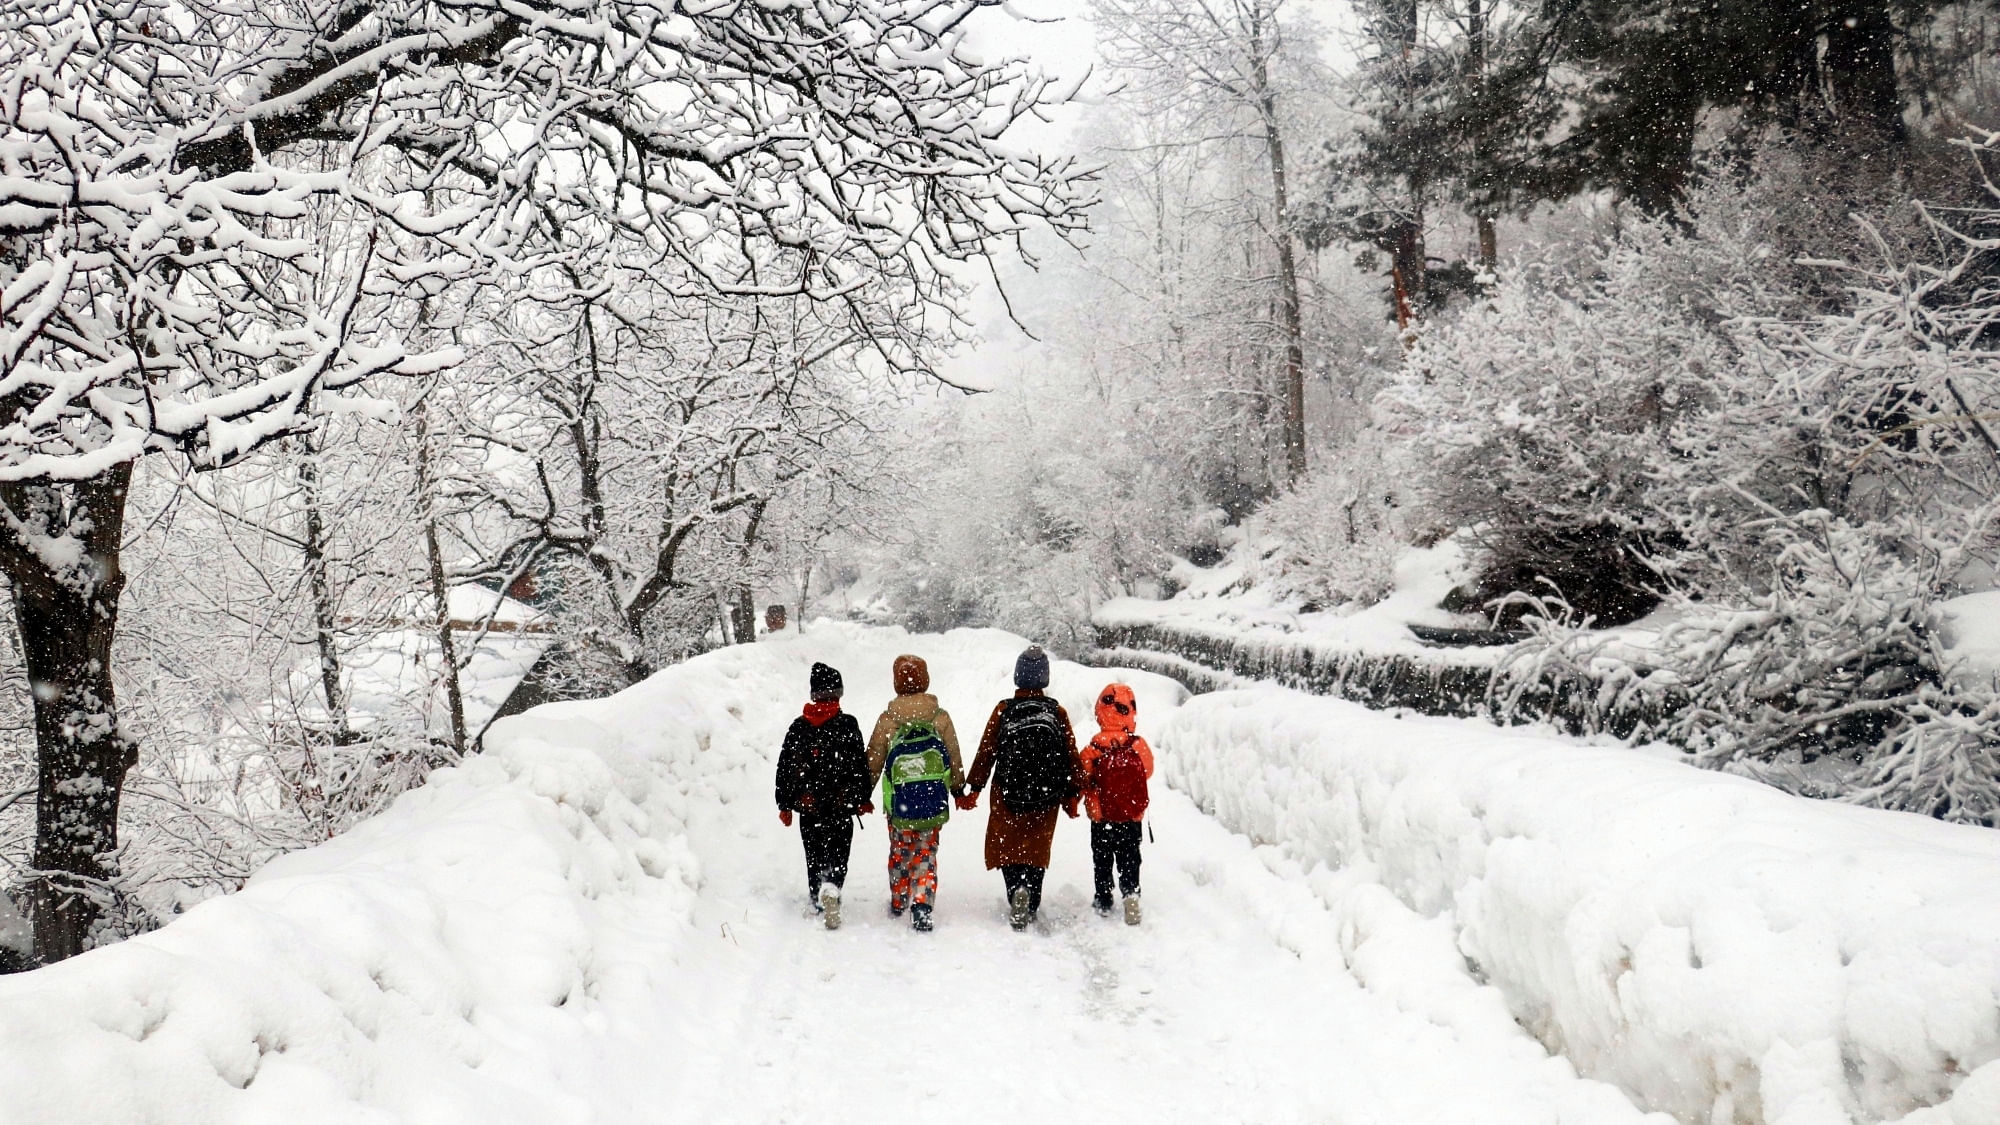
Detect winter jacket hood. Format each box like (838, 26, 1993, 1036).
(1092, 683, 1137, 739)
(1082, 683, 1151, 822)
(892, 654, 929, 695)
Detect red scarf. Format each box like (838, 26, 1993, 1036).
(802, 700, 840, 726)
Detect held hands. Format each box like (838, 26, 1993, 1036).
(1062, 798, 1080, 819)
(858, 801, 874, 817)
(954, 791, 979, 811)
(778, 809, 793, 827)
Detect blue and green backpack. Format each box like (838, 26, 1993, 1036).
(882, 719, 952, 831)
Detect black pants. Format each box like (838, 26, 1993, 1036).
(1000, 864, 1046, 915)
(798, 812, 853, 901)
(1091, 820, 1143, 904)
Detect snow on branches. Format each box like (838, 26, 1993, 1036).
(0, 0, 1090, 962)
(1393, 160, 2000, 823)
(0, 0, 1088, 477)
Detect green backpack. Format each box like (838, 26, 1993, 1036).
(881, 720, 952, 831)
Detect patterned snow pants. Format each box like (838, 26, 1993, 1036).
(887, 826, 940, 911)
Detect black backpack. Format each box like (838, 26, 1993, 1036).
(994, 697, 1072, 812)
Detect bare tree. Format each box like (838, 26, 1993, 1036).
(1094, 0, 1318, 483)
(456, 268, 898, 672)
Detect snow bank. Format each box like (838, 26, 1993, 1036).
(0, 622, 1180, 1123)
(1102, 540, 1491, 663)
(1160, 686, 2000, 1125)
(0, 653, 732, 1122)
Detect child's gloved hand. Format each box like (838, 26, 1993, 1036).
(778, 810, 793, 827)
(954, 792, 979, 811)
(1062, 798, 1080, 818)
(858, 801, 874, 816)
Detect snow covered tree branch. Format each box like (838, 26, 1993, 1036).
(0, 0, 1090, 963)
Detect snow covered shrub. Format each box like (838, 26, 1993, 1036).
(1381, 211, 1792, 625)
(1245, 431, 1413, 609)
(1392, 141, 2000, 821)
(1648, 180, 2000, 819)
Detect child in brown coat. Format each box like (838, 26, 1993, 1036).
(964, 646, 1085, 931)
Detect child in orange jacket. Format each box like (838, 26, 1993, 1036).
(1078, 682, 1153, 925)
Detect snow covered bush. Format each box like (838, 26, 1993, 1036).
(1380, 209, 1791, 626)
(1433, 141, 2000, 821)
(1244, 431, 1414, 609)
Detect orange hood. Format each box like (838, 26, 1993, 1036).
(1093, 683, 1137, 737)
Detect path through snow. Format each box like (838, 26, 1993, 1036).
(642, 626, 1661, 1124)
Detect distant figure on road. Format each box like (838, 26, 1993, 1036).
(866, 655, 970, 932)
(1079, 682, 1153, 925)
(774, 661, 871, 930)
(965, 645, 1085, 931)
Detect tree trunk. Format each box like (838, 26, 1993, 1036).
(1390, 218, 1426, 330)
(1824, 3, 1905, 142)
(730, 499, 768, 645)
(1469, 0, 1498, 270)
(0, 466, 138, 964)
(298, 429, 353, 748)
(413, 392, 467, 758)
(1387, 0, 1427, 333)
(1248, 6, 1308, 485)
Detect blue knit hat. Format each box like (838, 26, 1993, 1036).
(1013, 646, 1050, 690)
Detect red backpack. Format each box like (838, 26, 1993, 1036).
(1092, 737, 1149, 822)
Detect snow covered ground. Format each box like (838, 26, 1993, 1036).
(0, 623, 1990, 1123)
(1164, 693, 2000, 1125)
(1097, 540, 1504, 666)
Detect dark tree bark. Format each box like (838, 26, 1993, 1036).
(1386, 0, 1428, 331)
(729, 499, 769, 645)
(1469, 0, 1498, 269)
(1824, 2, 1906, 142)
(0, 465, 138, 964)
(1248, 7, 1308, 484)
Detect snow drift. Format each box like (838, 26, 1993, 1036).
(0, 667, 723, 1122)
(1160, 687, 2000, 1125)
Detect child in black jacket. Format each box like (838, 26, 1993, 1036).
(774, 662, 872, 929)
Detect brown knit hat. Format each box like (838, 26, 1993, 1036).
(892, 654, 929, 695)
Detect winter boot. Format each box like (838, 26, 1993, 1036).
(1093, 894, 1114, 918)
(1123, 894, 1141, 927)
(911, 903, 934, 932)
(888, 904, 905, 919)
(821, 886, 842, 931)
(1008, 887, 1031, 932)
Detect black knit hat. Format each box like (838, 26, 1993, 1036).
(1013, 646, 1050, 690)
(809, 662, 843, 701)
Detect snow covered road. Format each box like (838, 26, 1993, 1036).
(3, 622, 1994, 1124)
(651, 629, 1657, 1124)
